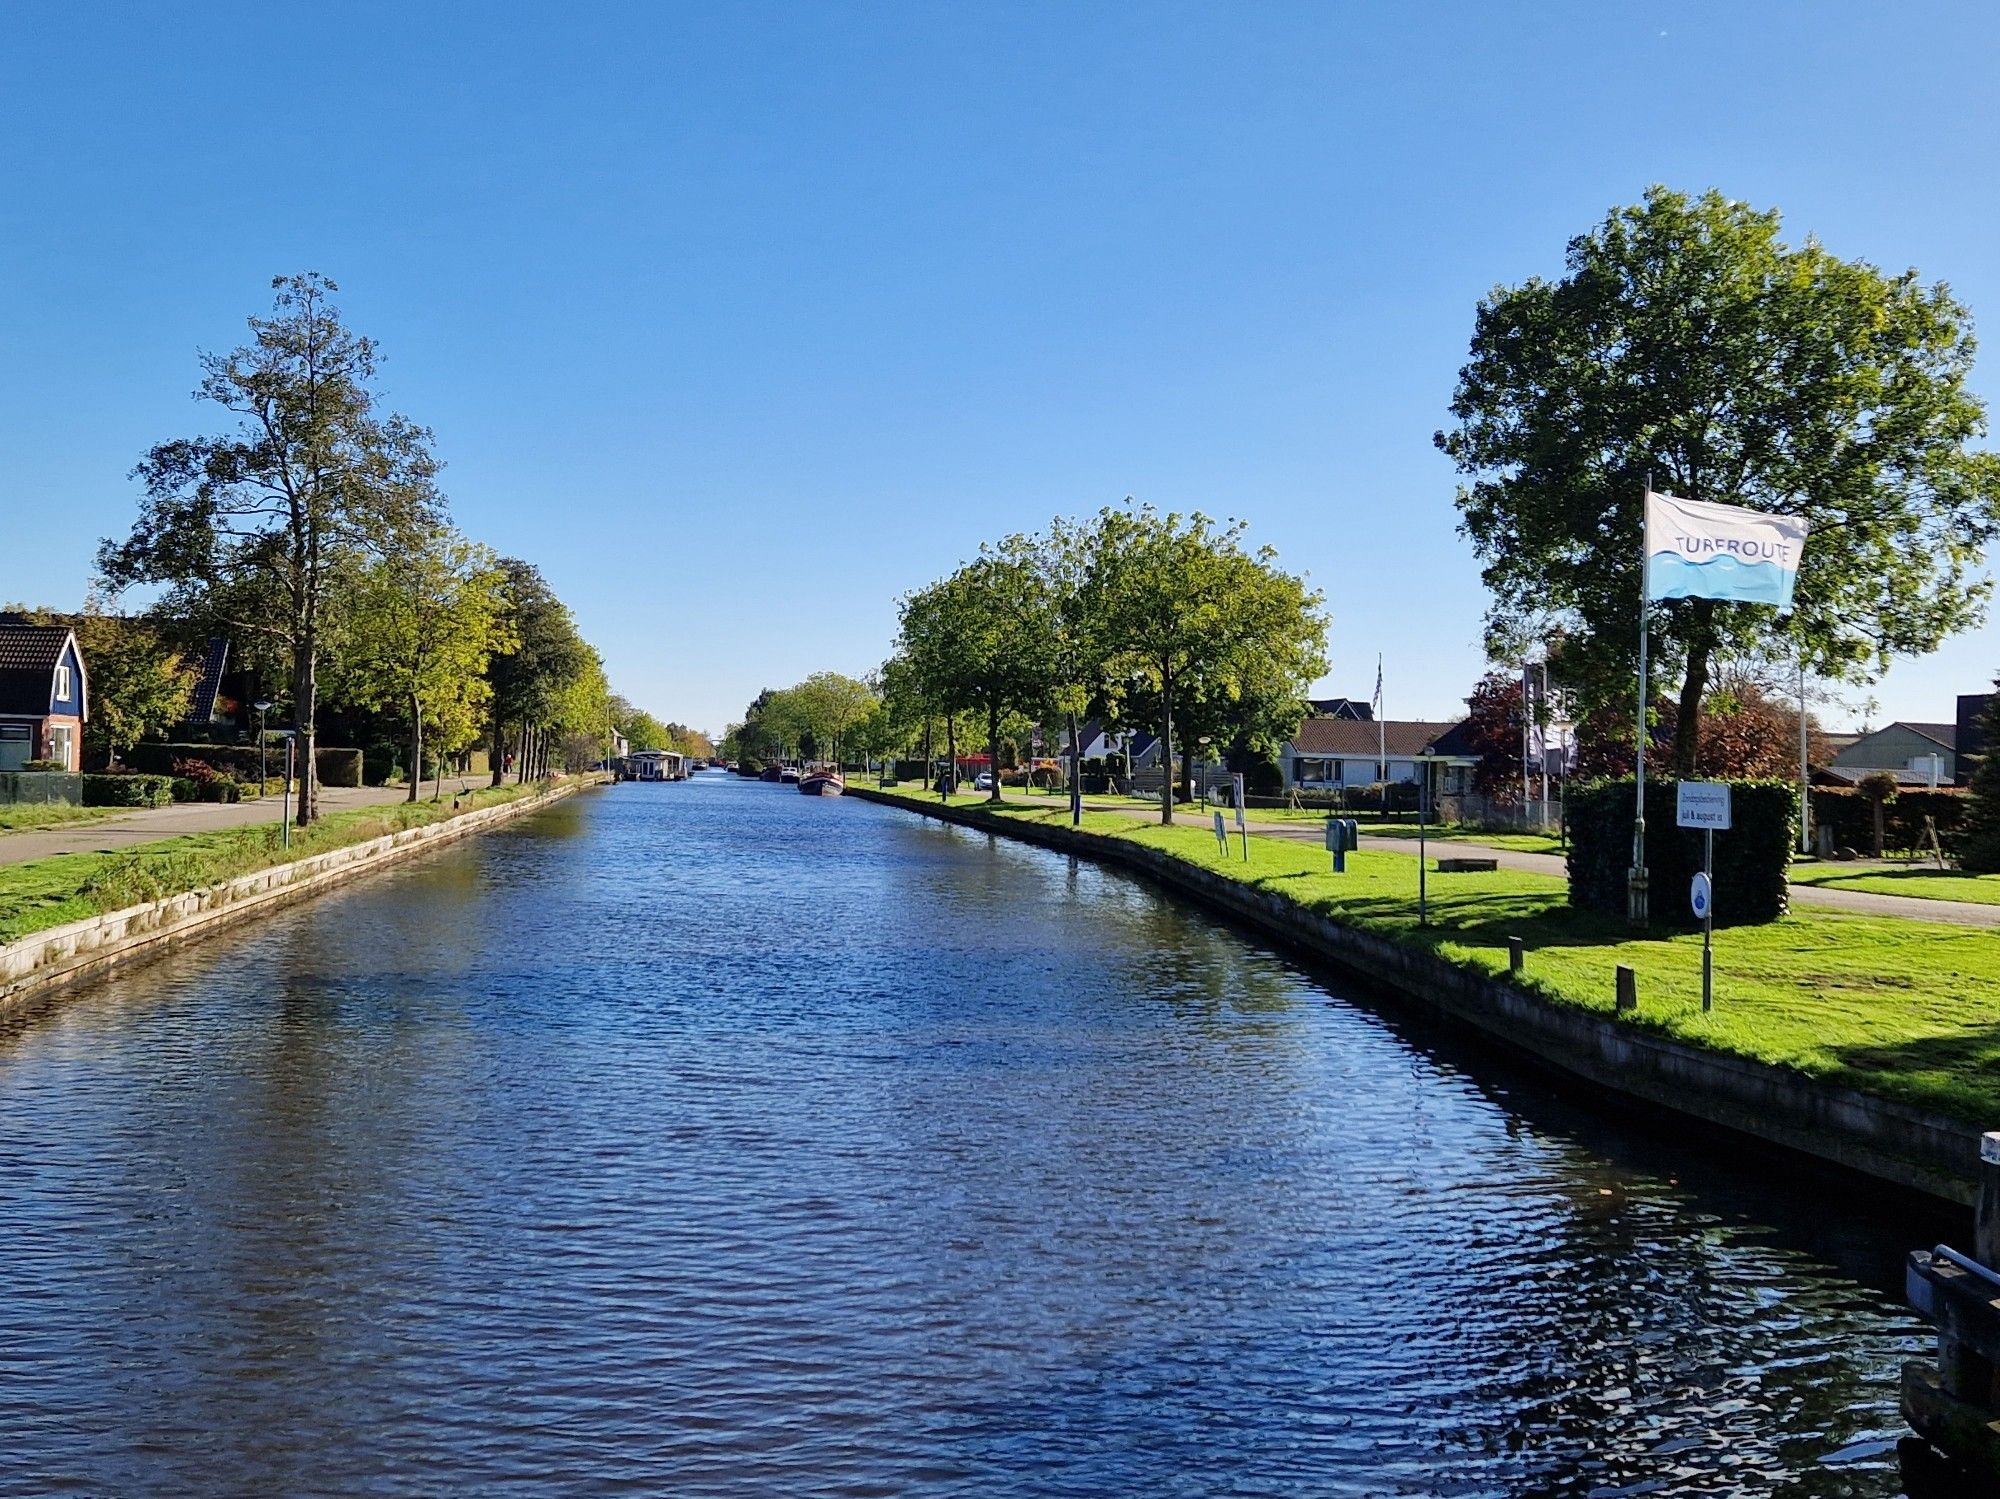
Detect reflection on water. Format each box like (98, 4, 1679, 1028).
(0, 775, 1938, 1496)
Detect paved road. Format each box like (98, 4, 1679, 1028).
(997, 789, 2000, 929)
(0, 777, 495, 866)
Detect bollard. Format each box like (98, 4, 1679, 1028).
(1615, 965, 1637, 1013)
(1508, 937, 1524, 976)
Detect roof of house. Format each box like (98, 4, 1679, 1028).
(1288, 717, 1470, 758)
(1307, 697, 1374, 721)
(1829, 720, 1957, 765)
(183, 637, 229, 725)
(0, 623, 75, 717)
(1901, 722, 1958, 749)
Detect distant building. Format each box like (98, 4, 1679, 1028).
(0, 622, 88, 772)
(1306, 697, 1374, 721)
(1279, 717, 1478, 793)
(1824, 721, 1957, 787)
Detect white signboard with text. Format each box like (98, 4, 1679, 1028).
(1675, 781, 1732, 831)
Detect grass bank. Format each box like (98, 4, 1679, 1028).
(0, 802, 127, 835)
(860, 780, 2000, 1124)
(0, 782, 545, 944)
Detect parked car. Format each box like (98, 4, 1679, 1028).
(974, 772, 994, 792)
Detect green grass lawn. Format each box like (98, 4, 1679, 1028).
(1788, 860, 2000, 907)
(0, 802, 129, 835)
(856, 779, 2000, 1124)
(0, 782, 543, 945)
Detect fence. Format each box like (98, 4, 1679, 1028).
(0, 771, 82, 806)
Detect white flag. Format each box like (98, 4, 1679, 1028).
(1646, 491, 1808, 608)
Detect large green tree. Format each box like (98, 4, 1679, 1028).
(485, 559, 592, 782)
(100, 273, 444, 822)
(346, 528, 513, 800)
(786, 671, 878, 767)
(1090, 505, 1327, 823)
(1439, 187, 2000, 775)
(898, 552, 1050, 804)
(72, 608, 197, 768)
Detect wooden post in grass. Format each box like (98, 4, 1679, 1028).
(1615, 965, 1637, 1013)
(1508, 937, 1524, 975)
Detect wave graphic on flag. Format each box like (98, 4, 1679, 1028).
(1645, 491, 1808, 608)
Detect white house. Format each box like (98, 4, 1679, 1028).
(1279, 717, 1480, 794)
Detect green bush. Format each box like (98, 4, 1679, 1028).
(363, 741, 400, 786)
(129, 742, 263, 778)
(1567, 779, 1796, 926)
(20, 759, 64, 773)
(82, 773, 174, 808)
(317, 747, 364, 788)
(1810, 785, 1966, 857)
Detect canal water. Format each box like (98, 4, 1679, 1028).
(0, 775, 1949, 1496)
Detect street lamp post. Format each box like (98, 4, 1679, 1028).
(253, 700, 273, 796)
(1417, 750, 1438, 928)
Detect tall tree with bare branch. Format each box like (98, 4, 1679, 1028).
(99, 273, 443, 822)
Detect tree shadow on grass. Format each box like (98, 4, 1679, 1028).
(1829, 1022, 2000, 1122)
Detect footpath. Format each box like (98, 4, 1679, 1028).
(0, 777, 491, 866)
(997, 789, 2000, 929)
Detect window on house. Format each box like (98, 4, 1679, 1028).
(48, 725, 71, 769)
(53, 664, 71, 701)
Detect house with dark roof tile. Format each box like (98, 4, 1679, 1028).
(0, 622, 88, 771)
(1279, 715, 1477, 792)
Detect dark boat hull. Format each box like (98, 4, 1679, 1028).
(799, 774, 844, 796)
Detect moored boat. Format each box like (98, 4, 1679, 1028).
(799, 768, 845, 796)
(778, 765, 802, 784)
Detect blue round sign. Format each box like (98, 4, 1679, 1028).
(1690, 871, 1712, 920)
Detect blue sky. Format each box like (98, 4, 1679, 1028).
(4, 3, 1998, 736)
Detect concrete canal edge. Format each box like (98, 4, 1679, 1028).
(0, 777, 606, 1015)
(850, 785, 1986, 1208)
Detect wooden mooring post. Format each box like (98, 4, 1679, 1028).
(1902, 1131, 2000, 1482)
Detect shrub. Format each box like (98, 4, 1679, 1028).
(82, 773, 174, 807)
(20, 759, 64, 772)
(128, 740, 363, 788)
(317, 747, 364, 788)
(1566, 779, 1796, 926)
(363, 741, 400, 786)
(1809, 785, 1967, 858)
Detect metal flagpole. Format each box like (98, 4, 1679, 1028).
(1798, 636, 1811, 856)
(1376, 653, 1386, 786)
(1630, 476, 1650, 927)
(1521, 660, 1531, 816)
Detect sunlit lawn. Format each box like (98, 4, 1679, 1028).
(0, 783, 541, 945)
(0, 802, 127, 835)
(1788, 859, 2000, 907)
(857, 779, 2000, 1123)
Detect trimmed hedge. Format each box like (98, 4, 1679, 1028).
(128, 741, 364, 788)
(169, 776, 241, 803)
(1809, 785, 1966, 857)
(1567, 779, 1797, 926)
(1252, 783, 1422, 814)
(82, 773, 174, 808)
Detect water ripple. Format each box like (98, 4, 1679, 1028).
(0, 776, 1936, 1496)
